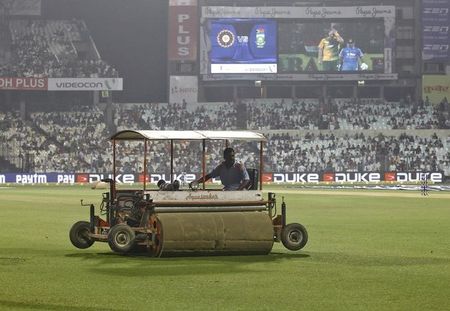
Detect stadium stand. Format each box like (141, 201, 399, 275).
(1, 98, 449, 176)
(115, 102, 238, 131)
(1, 18, 118, 77)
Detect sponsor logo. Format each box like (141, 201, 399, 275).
(170, 86, 198, 96)
(76, 174, 89, 183)
(305, 7, 342, 18)
(423, 26, 449, 34)
(16, 174, 47, 184)
(262, 173, 273, 182)
(148, 173, 196, 184)
(273, 173, 320, 183)
(57, 174, 75, 184)
(185, 193, 219, 200)
(423, 44, 449, 51)
(323, 173, 334, 182)
(423, 85, 449, 94)
(55, 82, 104, 89)
(88, 174, 135, 184)
(384, 172, 396, 182)
(423, 7, 449, 15)
(176, 13, 192, 57)
(0, 77, 47, 90)
(0, 175, 5, 183)
(138, 174, 151, 183)
(204, 7, 241, 18)
(48, 78, 123, 91)
(395, 172, 442, 183)
(355, 6, 393, 18)
(329, 172, 381, 183)
(254, 7, 291, 17)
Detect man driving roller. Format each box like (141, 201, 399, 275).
(190, 147, 250, 191)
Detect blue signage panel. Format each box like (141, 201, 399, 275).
(422, 0, 450, 60)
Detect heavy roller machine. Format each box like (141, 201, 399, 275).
(69, 130, 308, 256)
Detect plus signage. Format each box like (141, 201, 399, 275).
(168, 0, 198, 61)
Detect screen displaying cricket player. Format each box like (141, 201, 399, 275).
(278, 19, 385, 73)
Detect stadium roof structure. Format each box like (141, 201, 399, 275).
(111, 130, 267, 142)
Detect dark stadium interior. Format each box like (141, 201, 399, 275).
(41, 0, 168, 102)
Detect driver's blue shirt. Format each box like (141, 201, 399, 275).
(210, 161, 250, 190)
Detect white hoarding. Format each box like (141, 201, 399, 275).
(169, 75, 198, 104)
(48, 78, 123, 91)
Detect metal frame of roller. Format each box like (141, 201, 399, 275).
(69, 130, 308, 256)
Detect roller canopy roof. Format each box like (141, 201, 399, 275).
(111, 130, 267, 142)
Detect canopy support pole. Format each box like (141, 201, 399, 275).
(112, 139, 116, 199)
(202, 139, 206, 190)
(143, 139, 147, 191)
(170, 140, 174, 183)
(259, 141, 264, 190)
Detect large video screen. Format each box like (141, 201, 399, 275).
(208, 18, 277, 73)
(200, 6, 396, 81)
(278, 19, 385, 73)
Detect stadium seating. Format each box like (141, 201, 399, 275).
(1, 19, 118, 78)
(1, 99, 448, 176)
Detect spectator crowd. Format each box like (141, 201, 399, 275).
(0, 19, 118, 78)
(1, 98, 449, 176)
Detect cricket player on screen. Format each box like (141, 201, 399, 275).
(339, 38, 365, 71)
(318, 29, 344, 71)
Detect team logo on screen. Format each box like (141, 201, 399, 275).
(255, 27, 266, 48)
(217, 30, 235, 48)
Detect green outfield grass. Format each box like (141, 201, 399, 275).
(1, 185, 449, 310)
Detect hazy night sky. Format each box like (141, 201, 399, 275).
(42, 0, 168, 102)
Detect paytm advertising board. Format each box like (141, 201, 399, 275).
(0, 172, 444, 184)
(0, 173, 74, 184)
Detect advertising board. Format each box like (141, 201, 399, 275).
(168, 0, 198, 61)
(0, 172, 443, 184)
(422, 0, 450, 60)
(0, 78, 123, 91)
(422, 75, 450, 104)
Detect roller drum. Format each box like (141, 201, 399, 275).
(157, 212, 274, 256)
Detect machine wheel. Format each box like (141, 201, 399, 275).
(108, 224, 136, 254)
(69, 221, 94, 249)
(281, 223, 308, 251)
